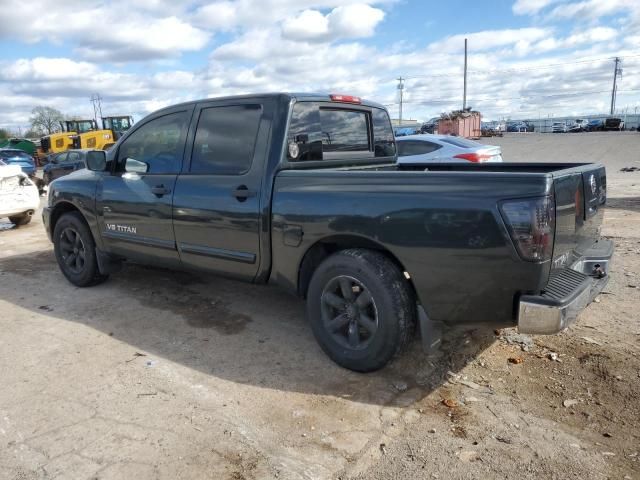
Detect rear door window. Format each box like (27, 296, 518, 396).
(397, 140, 442, 157)
(190, 104, 262, 175)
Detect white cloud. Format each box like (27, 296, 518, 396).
(512, 0, 557, 15)
(281, 4, 384, 41)
(0, 1, 210, 62)
(427, 28, 550, 53)
(548, 0, 638, 20)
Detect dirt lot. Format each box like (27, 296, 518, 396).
(1, 132, 638, 480)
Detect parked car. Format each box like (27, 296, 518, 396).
(569, 119, 588, 132)
(42, 149, 93, 185)
(43, 92, 612, 372)
(0, 161, 40, 226)
(394, 127, 418, 137)
(0, 148, 36, 176)
(0, 148, 44, 194)
(604, 117, 624, 131)
(586, 119, 604, 131)
(507, 121, 530, 132)
(396, 134, 502, 164)
(420, 117, 440, 134)
(552, 122, 568, 133)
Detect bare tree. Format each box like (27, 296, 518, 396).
(29, 106, 64, 135)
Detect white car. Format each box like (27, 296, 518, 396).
(552, 122, 568, 133)
(0, 161, 40, 226)
(395, 134, 503, 164)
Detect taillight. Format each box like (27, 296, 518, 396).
(500, 196, 555, 261)
(453, 152, 492, 163)
(330, 94, 361, 104)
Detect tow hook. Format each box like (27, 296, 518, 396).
(592, 264, 606, 279)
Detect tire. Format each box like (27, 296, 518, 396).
(306, 249, 416, 372)
(8, 213, 32, 226)
(53, 211, 108, 287)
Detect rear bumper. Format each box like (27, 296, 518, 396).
(517, 239, 613, 334)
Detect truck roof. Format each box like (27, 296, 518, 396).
(150, 92, 387, 116)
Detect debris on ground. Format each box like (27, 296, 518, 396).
(548, 352, 560, 362)
(458, 379, 481, 390)
(501, 332, 534, 350)
(620, 166, 640, 172)
(392, 381, 408, 392)
(442, 399, 458, 408)
(125, 352, 147, 363)
(508, 357, 524, 364)
(581, 337, 603, 346)
(563, 399, 579, 408)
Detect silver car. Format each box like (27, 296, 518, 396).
(395, 134, 503, 164)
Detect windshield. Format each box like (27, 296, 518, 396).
(439, 137, 482, 148)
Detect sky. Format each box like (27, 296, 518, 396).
(1, 0, 640, 131)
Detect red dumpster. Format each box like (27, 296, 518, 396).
(437, 111, 481, 139)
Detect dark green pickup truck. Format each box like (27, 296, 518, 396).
(43, 93, 612, 371)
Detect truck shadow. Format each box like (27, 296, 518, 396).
(606, 196, 640, 213)
(1, 249, 497, 407)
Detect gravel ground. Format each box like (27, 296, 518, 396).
(0, 132, 638, 480)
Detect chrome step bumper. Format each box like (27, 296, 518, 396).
(518, 239, 613, 335)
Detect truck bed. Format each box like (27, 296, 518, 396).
(271, 161, 606, 327)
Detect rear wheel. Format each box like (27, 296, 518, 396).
(8, 212, 32, 226)
(53, 212, 108, 287)
(306, 249, 415, 372)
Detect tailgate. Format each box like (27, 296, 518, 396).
(552, 164, 607, 268)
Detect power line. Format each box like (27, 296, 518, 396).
(398, 53, 640, 81)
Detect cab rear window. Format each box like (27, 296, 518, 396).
(288, 102, 395, 161)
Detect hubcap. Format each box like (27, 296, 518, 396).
(320, 275, 378, 350)
(59, 227, 86, 274)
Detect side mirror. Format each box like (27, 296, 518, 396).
(86, 150, 107, 171)
(125, 157, 148, 173)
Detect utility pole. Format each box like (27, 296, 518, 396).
(610, 57, 622, 115)
(397, 77, 404, 125)
(463, 38, 468, 110)
(90, 93, 104, 125)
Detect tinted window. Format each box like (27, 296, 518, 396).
(54, 152, 67, 163)
(439, 137, 482, 148)
(191, 104, 262, 175)
(372, 108, 396, 157)
(287, 102, 323, 161)
(118, 112, 186, 174)
(397, 140, 442, 156)
(319, 109, 369, 152)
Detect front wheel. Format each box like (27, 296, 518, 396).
(306, 249, 416, 372)
(53, 212, 108, 287)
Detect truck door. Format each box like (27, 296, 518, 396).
(172, 100, 269, 280)
(96, 108, 191, 267)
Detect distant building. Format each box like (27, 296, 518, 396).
(390, 118, 420, 127)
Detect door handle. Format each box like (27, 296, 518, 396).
(232, 185, 256, 202)
(151, 184, 171, 196)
